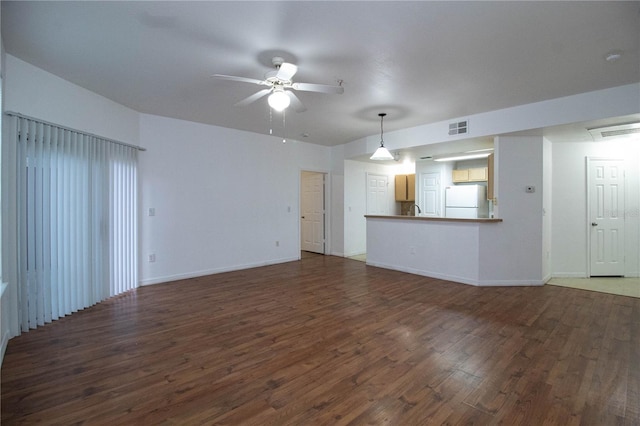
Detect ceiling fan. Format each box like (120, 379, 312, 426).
(212, 57, 344, 112)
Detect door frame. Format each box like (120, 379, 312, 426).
(299, 169, 330, 257)
(585, 156, 625, 277)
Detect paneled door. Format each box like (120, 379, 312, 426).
(301, 171, 325, 254)
(366, 173, 389, 215)
(588, 158, 625, 276)
(420, 171, 441, 217)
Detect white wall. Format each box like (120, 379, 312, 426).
(343, 84, 640, 160)
(4, 55, 139, 144)
(478, 136, 545, 285)
(367, 218, 485, 285)
(138, 114, 332, 285)
(329, 145, 345, 256)
(551, 138, 640, 277)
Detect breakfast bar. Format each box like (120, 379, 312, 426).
(365, 215, 505, 286)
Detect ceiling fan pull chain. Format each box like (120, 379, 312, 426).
(282, 109, 287, 143)
(269, 106, 273, 135)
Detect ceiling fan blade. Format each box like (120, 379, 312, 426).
(234, 89, 272, 107)
(212, 74, 266, 85)
(286, 91, 307, 113)
(276, 62, 297, 81)
(292, 82, 344, 94)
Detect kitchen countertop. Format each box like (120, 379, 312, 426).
(365, 215, 503, 223)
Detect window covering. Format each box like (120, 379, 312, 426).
(12, 115, 138, 331)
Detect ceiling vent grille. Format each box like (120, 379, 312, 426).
(448, 120, 468, 136)
(587, 122, 640, 141)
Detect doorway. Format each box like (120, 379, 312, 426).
(587, 158, 625, 276)
(300, 171, 326, 254)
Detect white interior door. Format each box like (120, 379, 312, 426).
(366, 173, 389, 215)
(420, 171, 441, 216)
(588, 158, 625, 276)
(301, 171, 325, 254)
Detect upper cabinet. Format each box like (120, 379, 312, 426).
(452, 169, 469, 182)
(395, 174, 415, 202)
(452, 167, 488, 183)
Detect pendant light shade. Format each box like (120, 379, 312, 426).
(268, 89, 290, 111)
(370, 145, 394, 160)
(370, 113, 394, 160)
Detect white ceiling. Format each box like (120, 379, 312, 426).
(2, 1, 639, 148)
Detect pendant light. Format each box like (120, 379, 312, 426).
(370, 113, 394, 160)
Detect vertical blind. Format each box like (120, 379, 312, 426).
(13, 115, 138, 331)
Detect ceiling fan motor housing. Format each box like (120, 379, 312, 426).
(271, 56, 285, 69)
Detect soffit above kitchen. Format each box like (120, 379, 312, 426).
(2, 1, 639, 146)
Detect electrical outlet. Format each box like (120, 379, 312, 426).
(148, 254, 156, 263)
(148, 207, 156, 216)
(275, 241, 280, 247)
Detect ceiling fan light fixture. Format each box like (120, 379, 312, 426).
(268, 89, 290, 111)
(371, 113, 394, 160)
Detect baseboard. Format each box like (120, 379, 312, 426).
(551, 272, 639, 279)
(366, 261, 481, 286)
(474, 279, 545, 287)
(139, 256, 299, 286)
(551, 272, 588, 278)
(366, 261, 545, 287)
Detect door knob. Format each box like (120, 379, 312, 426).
(591, 222, 598, 226)
(301, 216, 305, 219)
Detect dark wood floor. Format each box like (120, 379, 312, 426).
(2, 254, 639, 425)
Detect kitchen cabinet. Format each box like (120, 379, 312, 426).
(469, 167, 488, 181)
(395, 174, 415, 202)
(452, 169, 469, 182)
(452, 167, 488, 183)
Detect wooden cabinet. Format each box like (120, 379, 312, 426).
(469, 167, 488, 181)
(395, 174, 415, 202)
(452, 169, 469, 182)
(452, 167, 488, 183)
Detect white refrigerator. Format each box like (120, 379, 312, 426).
(445, 185, 489, 218)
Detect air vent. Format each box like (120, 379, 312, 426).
(587, 122, 640, 141)
(448, 120, 468, 136)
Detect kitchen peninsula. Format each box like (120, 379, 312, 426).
(365, 215, 505, 286)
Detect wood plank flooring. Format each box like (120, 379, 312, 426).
(2, 254, 639, 425)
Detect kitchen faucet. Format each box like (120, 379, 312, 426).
(410, 204, 421, 216)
